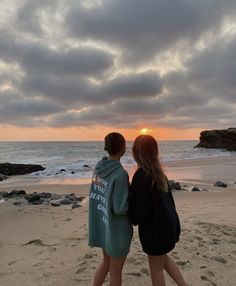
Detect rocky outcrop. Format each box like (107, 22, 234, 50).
(194, 128, 236, 151)
(0, 163, 45, 176)
(0, 190, 84, 208)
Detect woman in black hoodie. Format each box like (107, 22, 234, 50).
(129, 135, 188, 286)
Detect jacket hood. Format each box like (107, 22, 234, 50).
(95, 157, 123, 178)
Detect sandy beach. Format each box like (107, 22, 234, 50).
(0, 156, 236, 286)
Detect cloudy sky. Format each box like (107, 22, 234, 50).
(0, 0, 236, 140)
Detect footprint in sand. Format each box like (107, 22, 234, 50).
(64, 218, 72, 221)
(79, 223, 87, 229)
(211, 256, 227, 264)
(34, 262, 43, 267)
(171, 251, 180, 260)
(203, 270, 215, 277)
(193, 235, 203, 241)
(49, 247, 57, 252)
(125, 272, 142, 277)
(78, 260, 87, 266)
(77, 252, 99, 269)
(176, 260, 190, 268)
(83, 253, 97, 259)
(23, 239, 45, 246)
(200, 265, 207, 269)
(75, 266, 87, 274)
(140, 267, 149, 276)
(127, 256, 136, 263)
(200, 275, 217, 286)
(8, 260, 21, 266)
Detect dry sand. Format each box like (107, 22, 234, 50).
(0, 156, 236, 286)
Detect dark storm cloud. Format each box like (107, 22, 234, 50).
(101, 72, 163, 99)
(0, 32, 114, 77)
(186, 40, 236, 103)
(12, 0, 65, 36)
(15, 0, 47, 35)
(0, 90, 63, 126)
(0, 0, 236, 130)
(67, 0, 236, 65)
(20, 71, 163, 104)
(47, 106, 141, 128)
(0, 91, 62, 116)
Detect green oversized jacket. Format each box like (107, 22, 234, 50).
(88, 157, 133, 258)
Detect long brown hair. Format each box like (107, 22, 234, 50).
(132, 135, 168, 191)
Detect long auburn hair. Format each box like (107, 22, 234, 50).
(132, 135, 168, 191)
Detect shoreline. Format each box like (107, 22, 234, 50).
(0, 156, 236, 190)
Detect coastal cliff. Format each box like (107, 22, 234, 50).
(195, 128, 236, 151)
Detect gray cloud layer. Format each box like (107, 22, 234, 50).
(0, 0, 235, 130)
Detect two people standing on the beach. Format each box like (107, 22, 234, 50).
(88, 132, 188, 286)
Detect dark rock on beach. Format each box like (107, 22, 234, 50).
(0, 191, 9, 198)
(26, 193, 42, 203)
(191, 187, 201, 192)
(0, 174, 7, 181)
(0, 163, 45, 176)
(71, 203, 82, 209)
(8, 190, 26, 197)
(194, 128, 236, 151)
(168, 180, 176, 190)
(38, 192, 52, 199)
(83, 164, 90, 168)
(13, 201, 23, 206)
(175, 182, 181, 190)
(168, 180, 181, 191)
(2, 190, 83, 208)
(214, 181, 228, 188)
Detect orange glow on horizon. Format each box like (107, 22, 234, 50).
(0, 124, 202, 141)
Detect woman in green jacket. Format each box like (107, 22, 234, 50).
(88, 132, 133, 286)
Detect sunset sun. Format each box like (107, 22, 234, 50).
(140, 128, 151, 135)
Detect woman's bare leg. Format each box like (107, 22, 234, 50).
(93, 249, 110, 286)
(109, 256, 127, 286)
(164, 255, 188, 286)
(148, 254, 166, 286)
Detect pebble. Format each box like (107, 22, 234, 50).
(191, 187, 201, 192)
(213, 181, 228, 188)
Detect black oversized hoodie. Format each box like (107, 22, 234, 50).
(128, 168, 181, 255)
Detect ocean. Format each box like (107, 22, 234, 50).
(0, 141, 235, 180)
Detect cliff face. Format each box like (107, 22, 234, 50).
(194, 128, 236, 151)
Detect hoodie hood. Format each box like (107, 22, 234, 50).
(95, 156, 123, 179)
